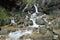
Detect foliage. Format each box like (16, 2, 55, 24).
(58, 23, 60, 29)
(25, 0, 36, 4)
(0, 6, 10, 26)
(0, 6, 9, 19)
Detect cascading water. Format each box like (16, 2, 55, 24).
(10, 17, 16, 25)
(11, 19, 16, 24)
(29, 4, 40, 28)
(29, 4, 47, 28)
(6, 30, 33, 40)
(34, 4, 39, 13)
(6, 3, 48, 40)
(23, 4, 29, 12)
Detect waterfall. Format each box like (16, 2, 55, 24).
(30, 13, 37, 19)
(23, 4, 29, 12)
(34, 4, 39, 13)
(30, 14, 47, 28)
(11, 19, 15, 24)
(30, 4, 39, 20)
(29, 11, 47, 28)
(29, 4, 47, 28)
(30, 19, 39, 28)
(29, 12, 39, 28)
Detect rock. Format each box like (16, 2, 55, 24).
(36, 18, 46, 25)
(53, 35, 58, 40)
(45, 30, 53, 36)
(50, 10, 60, 17)
(0, 29, 9, 35)
(33, 36, 53, 40)
(39, 27, 47, 34)
(29, 20, 33, 25)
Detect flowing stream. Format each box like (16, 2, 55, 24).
(6, 3, 48, 40)
(34, 4, 39, 13)
(29, 4, 47, 28)
(29, 4, 39, 28)
(6, 30, 32, 40)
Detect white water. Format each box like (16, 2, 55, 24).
(6, 4, 39, 40)
(11, 19, 16, 24)
(29, 19, 39, 28)
(30, 4, 39, 19)
(6, 30, 32, 40)
(34, 4, 39, 13)
(6, 3, 49, 40)
(23, 4, 29, 12)
(29, 4, 40, 28)
(29, 4, 48, 28)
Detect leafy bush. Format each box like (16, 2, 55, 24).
(0, 6, 9, 19)
(0, 6, 10, 26)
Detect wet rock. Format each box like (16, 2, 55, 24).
(29, 20, 33, 25)
(0, 29, 9, 35)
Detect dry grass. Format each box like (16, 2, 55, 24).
(30, 33, 42, 38)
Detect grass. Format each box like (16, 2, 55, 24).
(30, 33, 42, 38)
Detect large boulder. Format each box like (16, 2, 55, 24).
(36, 18, 46, 25)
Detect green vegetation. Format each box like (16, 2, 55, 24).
(0, 6, 9, 19)
(58, 23, 60, 29)
(25, 0, 36, 4)
(0, 6, 10, 26)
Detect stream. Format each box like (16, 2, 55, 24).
(6, 3, 47, 40)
